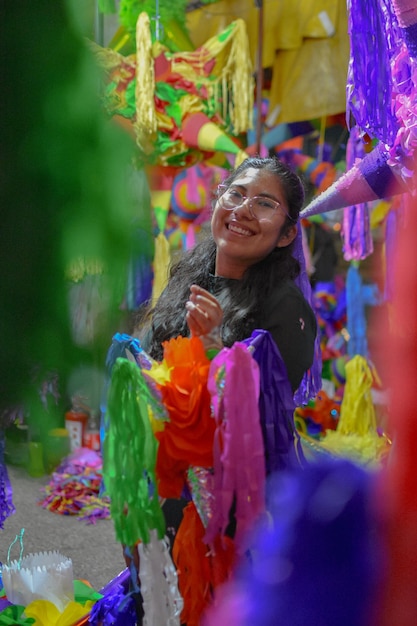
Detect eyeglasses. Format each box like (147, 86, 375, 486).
(217, 184, 294, 222)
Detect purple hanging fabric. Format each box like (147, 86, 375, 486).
(342, 127, 374, 261)
(292, 227, 322, 405)
(0, 431, 15, 530)
(243, 330, 307, 474)
(384, 198, 406, 302)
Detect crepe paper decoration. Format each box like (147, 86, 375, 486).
(73, 580, 103, 603)
(2, 551, 74, 612)
(125, 195, 155, 310)
(38, 453, 110, 522)
(105, 333, 152, 375)
(347, 0, 401, 146)
(0, 580, 102, 626)
(104, 357, 165, 546)
(118, 0, 192, 51)
(66, 258, 104, 283)
(0, 605, 31, 625)
(204, 342, 265, 553)
(186, 466, 214, 529)
(103, 333, 168, 435)
(149, 168, 174, 233)
(126, 251, 153, 311)
(171, 164, 212, 221)
(138, 529, 183, 625)
(203, 459, 382, 626)
(320, 355, 391, 467)
(301, 0, 417, 220)
(23, 598, 95, 626)
(91, 16, 253, 169)
(183, 224, 197, 251)
(346, 263, 380, 358)
(276, 140, 339, 195)
(295, 389, 341, 435)
(342, 126, 374, 261)
(247, 122, 292, 156)
(0, 434, 15, 529)
(383, 196, 403, 302)
(144, 336, 215, 498)
(241, 330, 305, 473)
(173, 501, 236, 626)
(181, 112, 248, 165)
(151, 232, 171, 307)
(292, 227, 323, 406)
(89, 569, 136, 626)
(313, 279, 347, 342)
(294, 151, 338, 194)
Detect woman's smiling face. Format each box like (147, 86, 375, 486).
(211, 167, 297, 278)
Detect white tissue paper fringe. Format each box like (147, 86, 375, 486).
(138, 530, 183, 625)
(2, 550, 74, 612)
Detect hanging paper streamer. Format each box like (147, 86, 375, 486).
(138, 529, 183, 625)
(205, 342, 265, 553)
(346, 263, 380, 358)
(151, 231, 171, 307)
(173, 500, 236, 626)
(243, 330, 306, 474)
(342, 126, 374, 260)
(320, 355, 390, 466)
(384, 196, 404, 302)
(0, 431, 15, 529)
(347, 0, 400, 145)
(104, 357, 165, 546)
(292, 228, 323, 406)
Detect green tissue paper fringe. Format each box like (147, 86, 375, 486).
(104, 358, 165, 546)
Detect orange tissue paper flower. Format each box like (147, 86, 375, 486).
(149, 336, 216, 497)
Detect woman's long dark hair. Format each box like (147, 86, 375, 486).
(141, 157, 305, 361)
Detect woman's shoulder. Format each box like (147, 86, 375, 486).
(267, 279, 311, 305)
(263, 279, 317, 326)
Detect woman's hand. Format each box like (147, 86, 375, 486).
(185, 284, 223, 351)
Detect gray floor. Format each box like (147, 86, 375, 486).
(1, 463, 126, 592)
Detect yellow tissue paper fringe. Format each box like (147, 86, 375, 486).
(151, 232, 171, 307)
(320, 355, 390, 467)
(134, 12, 157, 153)
(223, 19, 254, 135)
(171, 19, 253, 135)
(87, 40, 129, 74)
(66, 257, 104, 282)
(24, 598, 95, 626)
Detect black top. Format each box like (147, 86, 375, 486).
(209, 275, 317, 392)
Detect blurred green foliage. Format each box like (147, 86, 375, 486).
(0, 0, 145, 418)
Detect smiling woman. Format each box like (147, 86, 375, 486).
(138, 156, 317, 393)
